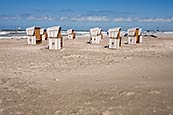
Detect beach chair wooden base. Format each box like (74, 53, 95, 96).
(128, 37, 136, 44)
(109, 39, 120, 49)
(91, 36, 101, 44)
(49, 38, 62, 49)
(42, 35, 46, 41)
(36, 40, 42, 44)
(27, 36, 36, 45)
(68, 35, 74, 40)
(136, 36, 143, 44)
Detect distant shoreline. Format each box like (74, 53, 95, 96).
(1, 29, 173, 32)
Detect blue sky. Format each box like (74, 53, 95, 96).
(0, 0, 173, 30)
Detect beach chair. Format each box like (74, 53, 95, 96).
(67, 29, 76, 39)
(26, 26, 41, 45)
(108, 27, 121, 49)
(128, 27, 143, 44)
(47, 26, 63, 50)
(90, 27, 103, 44)
(128, 28, 137, 44)
(40, 28, 48, 41)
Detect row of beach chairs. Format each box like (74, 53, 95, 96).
(26, 26, 142, 50)
(26, 26, 75, 49)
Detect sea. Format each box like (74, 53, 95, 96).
(0, 29, 173, 39)
(0, 30, 91, 39)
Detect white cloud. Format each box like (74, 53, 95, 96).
(137, 17, 173, 22)
(113, 17, 132, 22)
(1, 14, 173, 23)
(71, 16, 109, 22)
(42, 16, 56, 21)
(0, 15, 19, 20)
(60, 16, 68, 21)
(0, 14, 56, 21)
(26, 16, 56, 21)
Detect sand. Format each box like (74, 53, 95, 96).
(0, 34, 173, 115)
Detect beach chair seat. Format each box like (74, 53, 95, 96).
(128, 27, 142, 44)
(47, 26, 63, 50)
(67, 29, 76, 39)
(27, 36, 36, 45)
(108, 27, 121, 49)
(90, 27, 102, 44)
(128, 28, 137, 44)
(26, 26, 41, 45)
(26, 27, 36, 45)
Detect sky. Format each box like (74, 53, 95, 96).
(0, 0, 173, 31)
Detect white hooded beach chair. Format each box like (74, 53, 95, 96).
(67, 29, 76, 39)
(128, 27, 142, 44)
(26, 26, 41, 45)
(90, 27, 103, 44)
(47, 26, 62, 50)
(108, 27, 121, 49)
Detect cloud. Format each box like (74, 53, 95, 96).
(0, 14, 56, 21)
(0, 15, 19, 20)
(86, 10, 134, 17)
(26, 16, 56, 21)
(113, 17, 132, 22)
(71, 16, 109, 22)
(1, 14, 173, 23)
(60, 16, 69, 21)
(137, 17, 173, 23)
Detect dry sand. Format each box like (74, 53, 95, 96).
(0, 34, 173, 115)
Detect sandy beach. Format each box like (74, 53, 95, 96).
(0, 34, 173, 115)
